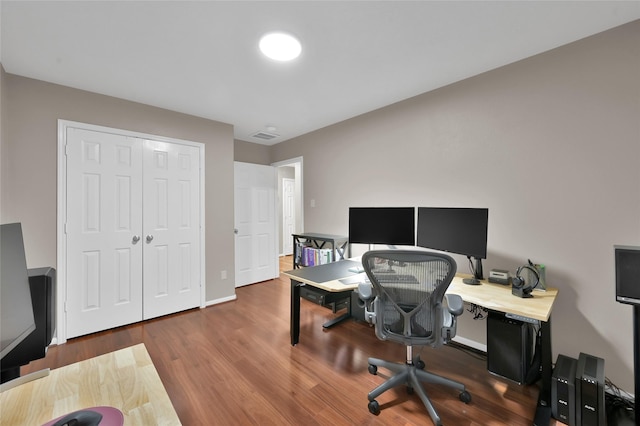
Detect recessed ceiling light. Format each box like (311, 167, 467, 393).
(259, 32, 302, 62)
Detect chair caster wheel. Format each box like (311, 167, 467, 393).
(368, 400, 380, 415)
(406, 385, 414, 395)
(415, 359, 425, 370)
(459, 390, 472, 404)
(368, 364, 377, 375)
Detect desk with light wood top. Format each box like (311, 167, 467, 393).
(448, 274, 558, 322)
(0, 343, 181, 426)
(285, 262, 559, 425)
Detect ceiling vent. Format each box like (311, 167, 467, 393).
(250, 131, 279, 141)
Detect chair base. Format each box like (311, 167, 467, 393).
(367, 356, 470, 426)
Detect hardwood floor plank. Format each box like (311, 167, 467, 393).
(20, 256, 557, 425)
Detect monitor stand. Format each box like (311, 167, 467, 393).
(464, 256, 484, 285)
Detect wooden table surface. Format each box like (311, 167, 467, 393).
(0, 343, 181, 425)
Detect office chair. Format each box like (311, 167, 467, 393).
(358, 250, 471, 426)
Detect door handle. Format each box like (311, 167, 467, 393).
(146, 235, 154, 243)
(234, 228, 239, 234)
(132, 235, 141, 244)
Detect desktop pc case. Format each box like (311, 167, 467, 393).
(552, 354, 577, 426)
(486, 311, 533, 384)
(576, 352, 606, 426)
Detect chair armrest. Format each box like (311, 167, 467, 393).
(357, 282, 376, 325)
(444, 294, 464, 317)
(358, 281, 373, 301)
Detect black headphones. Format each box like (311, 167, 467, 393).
(512, 265, 539, 298)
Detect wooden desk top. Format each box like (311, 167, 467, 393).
(284, 262, 558, 322)
(0, 343, 181, 426)
(449, 274, 558, 322)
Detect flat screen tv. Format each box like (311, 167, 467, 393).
(348, 207, 415, 247)
(1, 223, 36, 359)
(417, 207, 488, 284)
(615, 245, 640, 306)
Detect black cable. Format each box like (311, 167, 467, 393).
(467, 303, 488, 320)
(467, 256, 475, 276)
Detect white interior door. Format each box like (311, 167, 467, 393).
(234, 162, 278, 287)
(142, 140, 202, 319)
(282, 178, 295, 255)
(65, 128, 143, 338)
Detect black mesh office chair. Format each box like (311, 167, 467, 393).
(358, 250, 471, 425)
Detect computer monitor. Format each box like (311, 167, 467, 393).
(417, 207, 488, 284)
(1, 223, 36, 360)
(348, 207, 415, 247)
(615, 245, 640, 306)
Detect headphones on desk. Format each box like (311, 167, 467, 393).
(511, 265, 539, 298)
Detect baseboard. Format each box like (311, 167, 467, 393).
(205, 294, 237, 307)
(452, 335, 487, 353)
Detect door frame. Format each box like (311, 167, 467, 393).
(272, 157, 304, 255)
(57, 120, 206, 344)
(281, 177, 295, 256)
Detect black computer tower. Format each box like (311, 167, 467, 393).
(487, 311, 533, 384)
(552, 354, 577, 426)
(576, 352, 606, 426)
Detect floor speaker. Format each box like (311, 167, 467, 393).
(552, 354, 577, 426)
(487, 311, 533, 384)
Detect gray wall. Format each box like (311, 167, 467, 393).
(1, 72, 236, 304)
(271, 21, 640, 392)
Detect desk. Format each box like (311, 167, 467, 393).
(284, 263, 558, 426)
(284, 259, 362, 346)
(0, 343, 181, 425)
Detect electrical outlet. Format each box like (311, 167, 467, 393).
(221, 270, 227, 280)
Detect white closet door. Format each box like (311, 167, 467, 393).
(234, 162, 278, 287)
(142, 140, 201, 319)
(65, 128, 143, 338)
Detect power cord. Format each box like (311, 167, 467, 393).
(467, 303, 488, 320)
(605, 378, 635, 425)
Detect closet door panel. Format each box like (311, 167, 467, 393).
(65, 128, 143, 339)
(142, 140, 201, 320)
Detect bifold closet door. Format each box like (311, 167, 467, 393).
(65, 128, 144, 338)
(65, 129, 202, 338)
(142, 140, 201, 320)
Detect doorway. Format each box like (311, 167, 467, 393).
(272, 157, 303, 260)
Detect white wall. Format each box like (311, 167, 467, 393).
(272, 21, 640, 393)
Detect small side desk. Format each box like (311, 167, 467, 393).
(0, 343, 181, 425)
(284, 263, 558, 426)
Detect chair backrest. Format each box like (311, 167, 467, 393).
(361, 250, 457, 347)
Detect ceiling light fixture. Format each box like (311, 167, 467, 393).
(259, 32, 302, 62)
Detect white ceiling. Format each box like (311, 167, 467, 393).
(2, 1, 639, 145)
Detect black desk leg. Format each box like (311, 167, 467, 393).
(291, 280, 301, 346)
(322, 299, 351, 329)
(533, 317, 553, 426)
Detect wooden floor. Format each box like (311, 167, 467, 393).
(22, 256, 553, 425)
